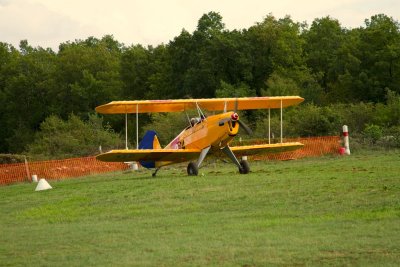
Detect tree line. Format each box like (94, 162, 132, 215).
(0, 12, 399, 156)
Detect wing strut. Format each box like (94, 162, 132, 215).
(280, 99, 283, 143)
(196, 146, 211, 168)
(195, 102, 207, 121)
(268, 108, 271, 144)
(136, 104, 139, 149)
(125, 104, 140, 150)
(125, 108, 128, 150)
(221, 146, 241, 169)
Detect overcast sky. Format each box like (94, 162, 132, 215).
(0, 0, 399, 50)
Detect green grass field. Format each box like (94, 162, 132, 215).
(1, 151, 399, 266)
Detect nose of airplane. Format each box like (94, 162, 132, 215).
(227, 113, 239, 136)
(231, 112, 239, 121)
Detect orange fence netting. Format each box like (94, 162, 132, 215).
(253, 136, 341, 160)
(0, 136, 341, 186)
(0, 157, 129, 186)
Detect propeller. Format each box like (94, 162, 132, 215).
(238, 119, 253, 135)
(218, 98, 253, 135)
(234, 98, 253, 135)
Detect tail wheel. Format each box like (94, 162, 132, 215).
(239, 160, 250, 174)
(187, 162, 199, 176)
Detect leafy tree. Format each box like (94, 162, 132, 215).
(55, 36, 123, 117)
(326, 28, 362, 103)
(216, 80, 255, 97)
(166, 29, 194, 98)
(26, 114, 124, 159)
(1, 41, 57, 152)
(182, 11, 227, 98)
(286, 104, 340, 136)
(196, 11, 225, 36)
(263, 72, 299, 96)
(0, 42, 17, 151)
(120, 44, 152, 99)
(385, 89, 400, 125)
(146, 44, 175, 99)
(357, 14, 400, 101)
(245, 15, 305, 95)
(373, 89, 400, 126)
(290, 68, 324, 104)
(303, 17, 345, 91)
(363, 124, 383, 144)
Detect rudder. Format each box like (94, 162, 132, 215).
(139, 130, 161, 168)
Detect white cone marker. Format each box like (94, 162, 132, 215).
(35, 179, 53, 191)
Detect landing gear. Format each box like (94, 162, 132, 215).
(221, 146, 250, 175)
(187, 162, 199, 176)
(239, 160, 250, 174)
(186, 146, 209, 176)
(152, 167, 161, 177)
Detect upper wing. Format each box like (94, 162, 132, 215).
(96, 149, 201, 163)
(95, 96, 304, 114)
(230, 142, 304, 156)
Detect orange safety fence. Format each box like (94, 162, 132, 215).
(0, 136, 341, 186)
(0, 156, 129, 186)
(251, 136, 341, 160)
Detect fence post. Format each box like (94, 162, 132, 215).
(343, 125, 351, 155)
(24, 156, 31, 182)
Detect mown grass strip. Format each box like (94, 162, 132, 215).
(1, 151, 399, 266)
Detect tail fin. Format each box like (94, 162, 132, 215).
(139, 130, 161, 168)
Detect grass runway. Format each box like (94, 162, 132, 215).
(1, 151, 399, 266)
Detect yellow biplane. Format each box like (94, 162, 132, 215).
(95, 96, 304, 176)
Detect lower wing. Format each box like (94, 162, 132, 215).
(96, 149, 201, 163)
(230, 142, 304, 156)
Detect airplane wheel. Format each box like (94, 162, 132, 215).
(239, 160, 250, 174)
(187, 162, 199, 176)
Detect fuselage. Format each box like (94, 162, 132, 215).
(165, 112, 240, 152)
